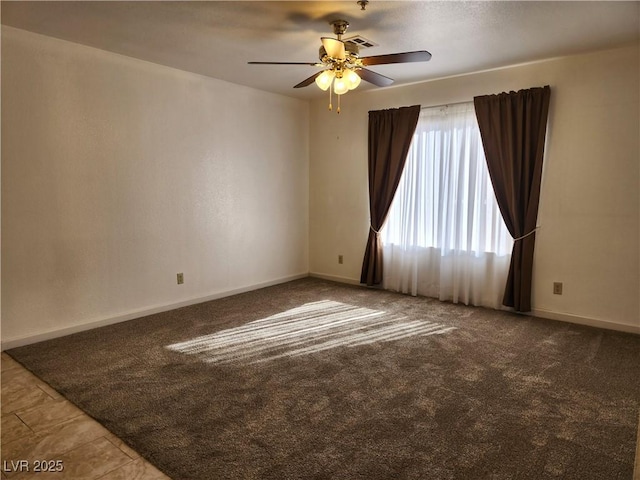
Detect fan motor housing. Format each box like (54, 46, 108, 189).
(319, 42, 359, 62)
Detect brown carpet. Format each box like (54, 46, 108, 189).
(7, 277, 640, 479)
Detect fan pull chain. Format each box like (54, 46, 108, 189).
(326, 79, 342, 114)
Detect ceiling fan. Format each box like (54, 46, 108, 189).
(248, 19, 432, 112)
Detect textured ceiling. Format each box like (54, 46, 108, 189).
(2, 1, 639, 99)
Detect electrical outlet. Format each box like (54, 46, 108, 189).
(177, 273, 184, 285)
(338, 255, 344, 264)
(553, 282, 563, 295)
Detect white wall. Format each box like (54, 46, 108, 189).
(2, 27, 637, 346)
(1, 27, 309, 347)
(309, 44, 639, 332)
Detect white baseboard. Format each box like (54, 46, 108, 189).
(531, 308, 640, 335)
(310, 273, 639, 334)
(1, 272, 309, 351)
(309, 273, 639, 335)
(5, 273, 635, 351)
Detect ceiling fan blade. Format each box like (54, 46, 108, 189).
(294, 72, 323, 89)
(358, 68, 394, 87)
(248, 61, 320, 65)
(321, 37, 346, 60)
(360, 51, 432, 66)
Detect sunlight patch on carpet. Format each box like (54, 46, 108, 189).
(166, 300, 456, 364)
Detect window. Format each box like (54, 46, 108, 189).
(381, 103, 512, 308)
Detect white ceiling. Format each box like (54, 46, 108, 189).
(2, 1, 639, 99)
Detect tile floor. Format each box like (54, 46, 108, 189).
(1, 353, 170, 480)
(2, 352, 640, 480)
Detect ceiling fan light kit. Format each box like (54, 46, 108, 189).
(248, 18, 431, 113)
(315, 70, 335, 91)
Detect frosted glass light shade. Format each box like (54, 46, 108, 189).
(315, 70, 335, 91)
(345, 69, 361, 90)
(333, 76, 349, 95)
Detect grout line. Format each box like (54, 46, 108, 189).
(35, 383, 60, 400)
(15, 414, 35, 436)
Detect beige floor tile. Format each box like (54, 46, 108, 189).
(2, 368, 42, 396)
(0, 361, 167, 480)
(2, 366, 62, 402)
(1, 414, 33, 445)
(96, 458, 171, 480)
(1, 385, 56, 416)
(1, 354, 23, 372)
(2, 415, 109, 464)
(2, 372, 58, 406)
(9, 437, 133, 480)
(2, 364, 41, 383)
(1, 436, 39, 477)
(1, 459, 49, 479)
(17, 399, 84, 433)
(34, 381, 63, 400)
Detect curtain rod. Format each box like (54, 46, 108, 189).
(421, 100, 473, 110)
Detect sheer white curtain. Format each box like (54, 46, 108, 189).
(381, 103, 513, 309)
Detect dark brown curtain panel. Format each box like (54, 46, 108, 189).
(474, 86, 551, 312)
(360, 105, 421, 286)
